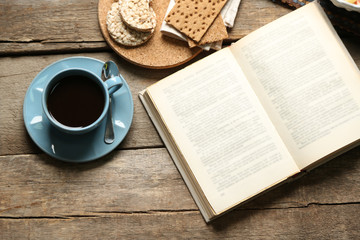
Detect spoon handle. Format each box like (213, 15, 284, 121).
(104, 98, 115, 144)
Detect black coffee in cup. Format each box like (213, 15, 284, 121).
(46, 75, 105, 128)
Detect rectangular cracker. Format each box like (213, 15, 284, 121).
(165, 0, 228, 42)
(188, 14, 228, 48)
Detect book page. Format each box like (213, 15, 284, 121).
(231, 2, 360, 169)
(146, 48, 299, 214)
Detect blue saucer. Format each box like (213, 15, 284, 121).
(23, 57, 134, 162)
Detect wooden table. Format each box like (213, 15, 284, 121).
(1, 0, 359, 238)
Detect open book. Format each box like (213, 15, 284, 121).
(139, 2, 360, 222)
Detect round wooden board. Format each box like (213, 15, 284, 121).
(98, 0, 202, 69)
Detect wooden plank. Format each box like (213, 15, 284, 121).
(0, 42, 109, 56)
(0, 147, 359, 217)
(0, 149, 195, 216)
(0, 0, 105, 55)
(0, 0, 291, 55)
(0, 202, 359, 239)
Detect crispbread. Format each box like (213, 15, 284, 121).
(188, 14, 228, 48)
(119, 0, 157, 32)
(165, 0, 228, 42)
(106, 2, 154, 47)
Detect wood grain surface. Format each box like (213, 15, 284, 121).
(0, 146, 359, 239)
(1, 0, 360, 239)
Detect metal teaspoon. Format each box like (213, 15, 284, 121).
(101, 60, 121, 144)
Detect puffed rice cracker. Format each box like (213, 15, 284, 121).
(106, 2, 154, 47)
(120, 0, 157, 32)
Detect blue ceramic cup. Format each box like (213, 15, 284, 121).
(42, 68, 123, 135)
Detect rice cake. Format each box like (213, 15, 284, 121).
(119, 0, 157, 32)
(106, 2, 154, 47)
